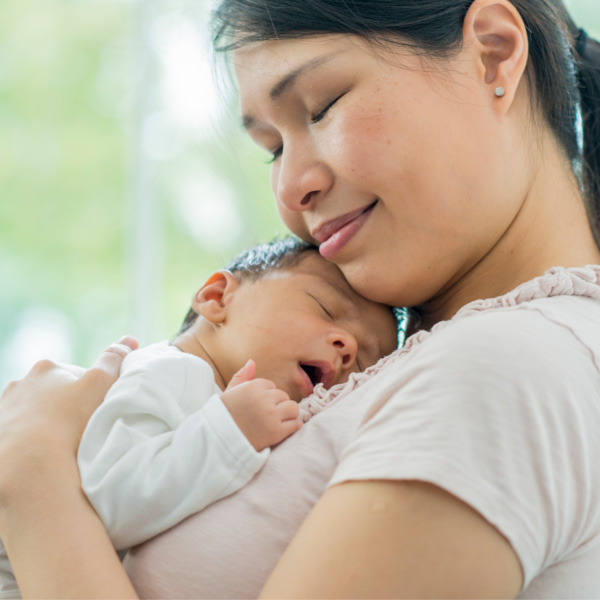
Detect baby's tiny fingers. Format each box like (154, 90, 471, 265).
(254, 378, 277, 390)
(277, 399, 301, 421)
(273, 389, 292, 404)
(226, 359, 257, 390)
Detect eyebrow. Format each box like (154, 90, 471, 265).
(242, 52, 340, 130)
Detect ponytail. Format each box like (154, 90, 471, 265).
(574, 29, 600, 243)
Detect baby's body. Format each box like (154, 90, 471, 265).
(0, 238, 397, 599)
(78, 339, 269, 550)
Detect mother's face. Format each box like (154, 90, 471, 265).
(234, 35, 531, 308)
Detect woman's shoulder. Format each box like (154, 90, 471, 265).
(424, 293, 600, 371)
(377, 295, 600, 418)
(332, 277, 600, 595)
(402, 264, 600, 382)
(355, 276, 600, 443)
(307, 267, 600, 422)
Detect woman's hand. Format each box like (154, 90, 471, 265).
(0, 336, 138, 494)
(0, 337, 140, 599)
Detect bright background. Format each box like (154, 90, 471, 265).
(1, 0, 599, 388)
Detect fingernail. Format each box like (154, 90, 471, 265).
(109, 343, 133, 354)
(117, 335, 139, 350)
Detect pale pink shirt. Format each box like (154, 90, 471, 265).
(124, 266, 600, 599)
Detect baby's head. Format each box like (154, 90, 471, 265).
(175, 238, 398, 401)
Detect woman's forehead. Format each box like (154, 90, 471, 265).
(234, 35, 364, 95)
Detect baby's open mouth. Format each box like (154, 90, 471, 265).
(300, 364, 323, 387)
(299, 362, 335, 390)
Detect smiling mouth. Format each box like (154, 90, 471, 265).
(312, 200, 378, 244)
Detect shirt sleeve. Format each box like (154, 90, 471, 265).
(329, 306, 600, 589)
(78, 347, 269, 550)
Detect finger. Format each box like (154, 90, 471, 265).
(59, 364, 87, 379)
(28, 359, 58, 376)
(116, 335, 139, 351)
(82, 337, 137, 389)
(276, 399, 300, 421)
(274, 390, 293, 404)
(252, 378, 277, 390)
(226, 359, 256, 390)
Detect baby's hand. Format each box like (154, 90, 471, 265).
(221, 360, 302, 452)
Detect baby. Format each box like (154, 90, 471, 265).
(0, 238, 398, 599)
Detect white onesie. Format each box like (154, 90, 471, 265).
(0, 341, 268, 599)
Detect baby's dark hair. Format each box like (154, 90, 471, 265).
(224, 236, 318, 281)
(178, 237, 318, 334)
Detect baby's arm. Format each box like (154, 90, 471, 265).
(220, 359, 303, 452)
(78, 350, 291, 551)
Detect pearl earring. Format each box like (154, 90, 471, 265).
(495, 86, 505, 98)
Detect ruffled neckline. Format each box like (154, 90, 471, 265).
(298, 265, 600, 422)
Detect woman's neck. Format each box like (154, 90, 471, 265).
(418, 135, 600, 330)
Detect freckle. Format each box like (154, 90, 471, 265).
(386, 138, 391, 146)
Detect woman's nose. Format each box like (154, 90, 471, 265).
(328, 328, 358, 371)
(273, 143, 333, 214)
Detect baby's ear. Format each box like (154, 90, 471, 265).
(193, 270, 240, 324)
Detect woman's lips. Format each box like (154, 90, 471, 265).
(312, 201, 377, 260)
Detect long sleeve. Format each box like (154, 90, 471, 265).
(77, 342, 269, 550)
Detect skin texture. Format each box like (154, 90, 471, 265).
(236, 3, 600, 327)
(174, 254, 398, 401)
(1, 0, 600, 598)
(231, 0, 600, 597)
(174, 253, 397, 451)
(260, 480, 523, 599)
(0, 338, 139, 599)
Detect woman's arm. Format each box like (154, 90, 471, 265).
(0, 339, 140, 599)
(260, 479, 523, 599)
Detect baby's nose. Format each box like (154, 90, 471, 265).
(328, 329, 358, 371)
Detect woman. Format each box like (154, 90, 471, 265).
(1, 0, 599, 597)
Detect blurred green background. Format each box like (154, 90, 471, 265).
(1, 0, 599, 388)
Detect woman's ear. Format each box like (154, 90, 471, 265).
(192, 270, 241, 324)
(463, 0, 529, 111)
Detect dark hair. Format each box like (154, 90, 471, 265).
(211, 0, 600, 244)
(178, 237, 318, 334)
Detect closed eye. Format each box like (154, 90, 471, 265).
(266, 145, 283, 164)
(311, 92, 346, 124)
(308, 293, 334, 320)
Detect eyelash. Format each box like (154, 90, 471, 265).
(320, 302, 335, 321)
(308, 294, 334, 321)
(310, 93, 344, 124)
(266, 146, 282, 164)
(265, 93, 346, 164)
(316, 299, 335, 321)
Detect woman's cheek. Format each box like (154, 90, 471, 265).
(330, 109, 391, 181)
